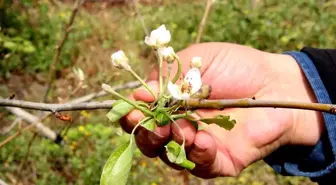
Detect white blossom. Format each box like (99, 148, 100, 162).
(167, 68, 202, 100)
(158, 46, 175, 63)
(111, 50, 131, 71)
(190, 57, 202, 69)
(73, 67, 85, 81)
(145, 25, 171, 48)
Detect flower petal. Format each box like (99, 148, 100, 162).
(168, 82, 183, 100)
(180, 93, 190, 100)
(184, 68, 202, 94)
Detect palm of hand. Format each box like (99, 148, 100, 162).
(124, 42, 322, 179)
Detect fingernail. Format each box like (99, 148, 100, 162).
(148, 130, 164, 142)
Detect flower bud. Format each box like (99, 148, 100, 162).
(190, 57, 202, 69)
(73, 67, 85, 81)
(145, 25, 171, 48)
(158, 46, 175, 63)
(111, 50, 131, 71)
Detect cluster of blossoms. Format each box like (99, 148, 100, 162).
(111, 24, 203, 100)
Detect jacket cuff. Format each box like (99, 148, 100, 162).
(264, 51, 336, 183)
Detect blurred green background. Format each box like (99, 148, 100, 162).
(1, 0, 335, 184)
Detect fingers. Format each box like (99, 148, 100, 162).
(119, 109, 145, 134)
(120, 81, 159, 134)
(159, 129, 218, 175)
(188, 131, 217, 165)
(135, 124, 171, 158)
(171, 119, 197, 150)
(133, 81, 159, 102)
(135, 118, 197, 159)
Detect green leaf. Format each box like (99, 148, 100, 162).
(142, 118, 156, 131)
(100, 136, 136, 185)
(200, 115, 236, 130)
(155, 112, 170, 126)
(164, 141, 195, 170)
(165, 140, 180, 163)
(106, 100, 135, 122)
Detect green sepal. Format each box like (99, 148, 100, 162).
(155, 112, 170, 126)
(200, 115, 236, 130)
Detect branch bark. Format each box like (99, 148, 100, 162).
(1, 99, 115, 112)
(1, 98, 336, 114)
(184, 98, 336, 114)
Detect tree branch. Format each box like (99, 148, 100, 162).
(43, 0, 86, 101)
(132, 0, 149, 36)
(185, 98, 336, 114)
(195, 0, 215, 43)
(1, 99, 115, 112)
(1, 98, 336, 114)
(0, 81, 141, 147)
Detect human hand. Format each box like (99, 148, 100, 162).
(120, 42, 324, 178)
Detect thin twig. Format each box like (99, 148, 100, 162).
(43, 0, 85, 101)
(1, 99, 114, 112)
(0, 123, 34, 148)
(132, 0, 149, 36)
(0, 118, 21, 136)
(39, 81, 141, 119)
(0, 81, 141, 147)
(195, 0, 215, 43)
(18, 132, 38, 173)
(1, 98, 336, 114)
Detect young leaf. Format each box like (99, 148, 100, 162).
(142, 118, 156, 131)
(100, 136, 136, 185)
(106, 100, 135, 122)
(164, 141, 195, 170)
(155, 112, 170, 126)
(165, 140, 180, 162)
(200, 115, 236, 130)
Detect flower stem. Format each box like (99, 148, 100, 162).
(159, 54, 163, 96)
(163, 64, 172, 95)
(102, 84, 154, 116)
(172, 54, 182, 83)
(128, 68, 156, 99)
(131, 117, 151, 135)
(157, 63, 173, 108)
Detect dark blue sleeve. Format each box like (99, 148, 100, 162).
(264, 51, 336, 184)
